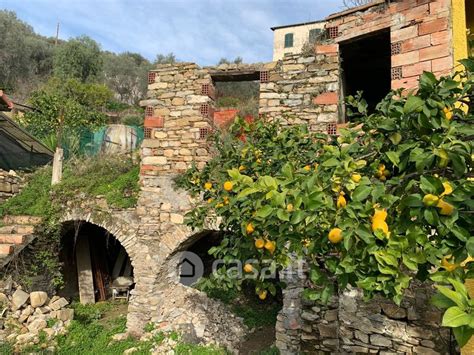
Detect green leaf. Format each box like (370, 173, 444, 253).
(453, 326, 474, 348)
(467, 238, 474, 256)
(277, 209, 290, 221)
(442, 306, 471, 327)
(435, 285, 467, 309)
(352, 185, 371, 202)
(291, 210, 305, 225)
(227, 168, 241, 180)
(431, 293, 457, 309)
(385, 151, 400, 166)
(403, 96, 424, 114)
(321, 158, 340, 167)
(424, 208, 439, 225)
(400, 194, 423, 208)
(256, 205, 273, 218)
(237, 187, 260, 199)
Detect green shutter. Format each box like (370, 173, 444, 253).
(284, 33, 294, 48)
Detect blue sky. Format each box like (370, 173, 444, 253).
(1, 0, 345, 65)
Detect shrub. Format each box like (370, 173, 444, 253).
(178, 59, 474, 346)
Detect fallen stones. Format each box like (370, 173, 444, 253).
(0, 285, 74, 350)
(11, 289, 29, 310)
(30, 291, 48, 308)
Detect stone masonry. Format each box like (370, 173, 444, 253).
(0, 169, 21, 203)
(276, 264, 451, 354)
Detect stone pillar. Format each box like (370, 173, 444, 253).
(76, 236, 95, 304)
(275, 258, 306, 354)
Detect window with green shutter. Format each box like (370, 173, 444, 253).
(284, 33, 294, 48)
(309, 28, 322, 43)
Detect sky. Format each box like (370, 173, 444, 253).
(1, 0, 345, 66)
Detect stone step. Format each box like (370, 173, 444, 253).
(2, 215, 42, 226)
(0, 225, 35, 235)
(0, 234, 25, 244)
(0, 244, 13, 255)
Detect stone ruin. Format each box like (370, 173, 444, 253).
(0, 0, 465, 352)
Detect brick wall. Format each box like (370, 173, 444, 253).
(325, 0, 453, 90)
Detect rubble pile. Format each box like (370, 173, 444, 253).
(0, 281, 73, 351)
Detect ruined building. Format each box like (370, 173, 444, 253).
(0, 0, 472, 353)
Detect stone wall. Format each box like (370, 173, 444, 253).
(140, 62, 214, 175)
(276, 264, 452, 354)
(325, 0, 453, 90)
(259, 51, 340, 130)
(0, 169, 22, 203)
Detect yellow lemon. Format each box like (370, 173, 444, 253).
(304, 165, 311, 171)
(239, 165, 245, 172)
(441, 181, 453, 196)
(216, 203, 224, 208)
(372, 219, 389, 235)
(255, 238, 265, 249)
(351, 174, 362, 183)
(337, 194, 347, 209)
(246, 223, 255, 234)
(437, 199, 454, 216)
(328, 228, 343, 244)
(443, 107, 453, 120)
(256, 158, 262, 164)
(264, 240, 276, 254)
(258, 290, 267, 300)
(204, 182, 212, 190)
(223, 181, 233, 191)
(373, 209, 387, 221)
(378, 164, 386, 171)
(287, 203, 294, 212)
(423, 194, 439, 207)
(207, 198, 213, 204)
(441, 256, 458, 271)
(243, 264, 253, 273)
(379, 175, 387, 182)
(224, 197, 229, 205)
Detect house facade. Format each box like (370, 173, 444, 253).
(271, 20, 326, 61)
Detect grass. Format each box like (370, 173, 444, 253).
(0, 154, 140, 217)
(198, 279, 281, 329)
(2, 302, 230, 355)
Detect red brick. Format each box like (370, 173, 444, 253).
(0, 244, 13, 255)
(315, 44, 339, 54)
(0, 235, 24, 244)
(213, 109, 239, 128)
(401, 35, 431, 52)
(392, 51, 420, 67)
(401, 4, 429, 22)
(431, 30, 450, 45)
(392, 77, 419, 91)
(144, 117, 164, 128)
(140, 165, 160, 172)
(313, 92, 339, 105)
(429, 0, 448, 14)
(418, 18, 448, 36)
(402, 61, 432, 77)
(394, 0, 418, 12)
(391, 26, 418, 42)
(432, 56, 453, 72)
(419, 44, 450, 61)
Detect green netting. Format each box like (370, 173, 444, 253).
(62, 125, 144, 158)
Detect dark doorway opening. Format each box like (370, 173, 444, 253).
(59, 221, 134, 303)
(340, 29, 391, 117)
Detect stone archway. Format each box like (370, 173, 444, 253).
(59, 210, 151, 335)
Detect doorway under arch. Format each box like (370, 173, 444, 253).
(59, 220, 134, 303)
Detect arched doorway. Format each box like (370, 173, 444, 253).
(59, 221, 134, 303)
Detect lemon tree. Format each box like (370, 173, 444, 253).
(177, 59, 474, 345)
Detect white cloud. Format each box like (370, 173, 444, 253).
(2, 0, 344, 65)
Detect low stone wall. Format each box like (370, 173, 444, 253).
(0, 169, 22, 203)
(276, 265, 452, 354)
